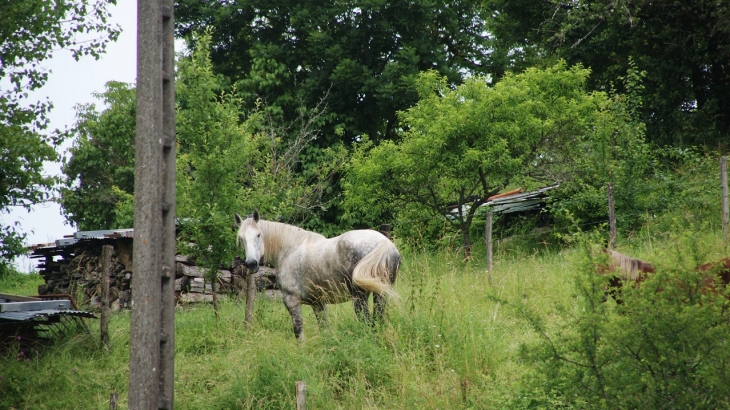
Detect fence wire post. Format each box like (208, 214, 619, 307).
(245, 271, 256, 326)
(721, 157, 728, 244)
(607, 182, 617, 249)
(101, 244, 112, 349)
(485, 211, 493, 285)
(295, 381, 306, 410)
(129, 0, 176, 408)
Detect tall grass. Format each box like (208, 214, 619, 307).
(1, 226, 727, 409)
(0, 269, 44, 296)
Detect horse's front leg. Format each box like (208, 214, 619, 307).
(282, 293, 305, 340)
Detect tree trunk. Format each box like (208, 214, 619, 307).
(462, 223, 472, 260)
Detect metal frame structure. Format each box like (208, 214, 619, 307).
(129, 0, 176, 408)
(0, 294, 94, 346)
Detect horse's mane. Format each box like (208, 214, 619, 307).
(606, 249, 654, 280)
(256, 219, 326, 264)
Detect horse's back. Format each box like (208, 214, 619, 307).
(276, 228, 400, 304)
(336, 229, 395, 260)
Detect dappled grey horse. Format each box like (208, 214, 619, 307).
(235, 210, 400, 340)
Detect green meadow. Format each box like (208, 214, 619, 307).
(2, 226, 729, 409)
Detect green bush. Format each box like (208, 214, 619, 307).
(514, 232, 730, 409)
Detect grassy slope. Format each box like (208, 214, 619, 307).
(0, 272, 44, 297)
(0, 228, 727, 409)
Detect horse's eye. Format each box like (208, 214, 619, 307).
(257, 233, 261, 238)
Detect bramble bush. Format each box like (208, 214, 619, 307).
(512, 230, 730, 409)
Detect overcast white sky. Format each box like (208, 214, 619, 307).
(3, 1, 137, 271)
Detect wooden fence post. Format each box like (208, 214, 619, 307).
(295, 381, 306, 410)
(109, 392, 118, 410)
(245, 272, 256, 326)
(607, 182, 617, 249)
(100, 245, 113, 349)
(379, 224, 391, 240)
(722, 156, 728, 244)
(485, 212, 493, 286)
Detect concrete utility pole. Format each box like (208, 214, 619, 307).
(129, 0, 176, 408)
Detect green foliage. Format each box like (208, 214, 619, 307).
(60, 81, 136, 230)
(513, 231, 730, 409)
(59, 36, 345, 239)
(175, 33, 262, 280)
(0, 225, 27, 269)
(175, 0, 491, 145)
(0, 0, 120, 261)
(486, 0, 730, 147)
(175, 0, 494, 229)
(548, 61, 654, 236)
(176, 33, 346, 274)
(345, 61, 637, 255)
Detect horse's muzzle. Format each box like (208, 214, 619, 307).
(245, 260, 259, 273)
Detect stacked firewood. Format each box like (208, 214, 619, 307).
(36, 239, 134, 311)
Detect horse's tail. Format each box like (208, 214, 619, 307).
(352, 239, 400, 297)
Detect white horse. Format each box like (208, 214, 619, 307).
(235, 210, 400, 340)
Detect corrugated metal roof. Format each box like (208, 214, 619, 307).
(74, 228, 134, 240)
(0, 299, 72, 312)
(28, 228, 134, 252)
(0, 309, 96, 322)
(449, 184, 559, 216)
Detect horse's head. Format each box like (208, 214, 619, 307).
(235, 209, 263, 273)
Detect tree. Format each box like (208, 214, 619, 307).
(0, 0, 120, 266)
(175, 33, 347, 313)
(60, 82, 136, 230)
(175, 0, 494, 229)
(344, 62, 645, 257)
(486, 0, 730, 147)
(175, 35, 260, 314)
(547, 60, 655, 232)
(59, 33, 347, 238)
(175, 0, 492, 145)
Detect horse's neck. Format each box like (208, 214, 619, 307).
(259, 220, 324, 265)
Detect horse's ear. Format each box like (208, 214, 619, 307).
(234, 213, 243, 226)
(253, 209, 259, 222)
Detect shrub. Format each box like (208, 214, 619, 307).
(514, 232, 730, 409)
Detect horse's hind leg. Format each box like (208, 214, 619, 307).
(374, 263, 398, 323)
(312, 301, 329, 328)
(373, 293, 386, 323)
(283, 294, 305, 340)
(352, 288, 372, 325)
